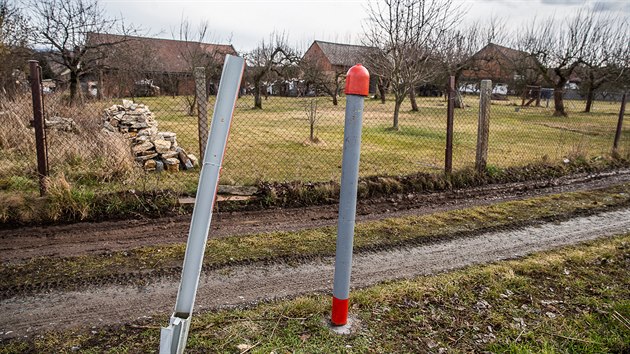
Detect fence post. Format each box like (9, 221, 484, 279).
(29, 60, 48, 196)
(613, 92, 627, 152)
(476, 79, 491, 174)
(445, 76, 455, 175)
(194, 67, 208, 160)
(330, 64, 369, 327)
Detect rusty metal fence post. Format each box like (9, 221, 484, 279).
(445, 76, 455, 175)
(194, 67, 208, 160)
(613, 92, 627, 153)
(29, 60, 48, 196)
(476, 79, 491, 173)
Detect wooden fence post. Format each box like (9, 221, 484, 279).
(29, 60, 48, 196)
(476, 79, 491, 174)
(613, 92, 627, 152)
(194, 67, 208, 160)
(445, 76, 455, 175)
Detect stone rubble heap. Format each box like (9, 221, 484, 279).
(45, 116, 78, 132)
(102, 99, 198, 172)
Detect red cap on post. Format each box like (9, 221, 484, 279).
(344, 64, 370, 97)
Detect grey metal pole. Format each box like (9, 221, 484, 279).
(331, 64, 369, 326)
(160, 54, 244, 354)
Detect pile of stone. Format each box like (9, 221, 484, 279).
(103, 100, 198, 172)
(45, 116, 78, 132)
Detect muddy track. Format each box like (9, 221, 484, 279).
(2, 169, 630, 264)
(2, 208, 629, 340)
(3, 199, 630, 302)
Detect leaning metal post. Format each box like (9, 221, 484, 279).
(159, 54, 245, 354)
(330, 64, 369, 326)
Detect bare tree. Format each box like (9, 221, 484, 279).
(0, 0, 31, 99)
(174, 18, 224, 115)
(364, 0, 461, 130)
(300, 44, 358, 105)
(300, 56, 345, 105)
(580, 16, 629, 112)
(100, 37, 160, 99)
(304, 98, 320, 142)
(435, 18, 507, 108)
(25, 0, 137, 105)
(516, 10, 603, 117)
(246, 32, 297, 109)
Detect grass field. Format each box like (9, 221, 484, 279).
(1, 93, 628, 196)
(134, 94, 628, 188)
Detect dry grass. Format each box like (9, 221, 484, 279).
(0, 93, 136, 187)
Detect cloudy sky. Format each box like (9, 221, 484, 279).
(101, 0, 630, 52)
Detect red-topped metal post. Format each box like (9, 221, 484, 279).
(331, 64, 369, 327)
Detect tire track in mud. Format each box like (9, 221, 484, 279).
(2, 208, 630, 340)
(2, 169, 630, 263)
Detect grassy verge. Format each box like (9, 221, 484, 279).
(2, 232, 628, 352)
(0, 183, 182, 225)
(258, 156, 630, 207)
(2, 183, 630, 297)
(2, 155, 629, 225)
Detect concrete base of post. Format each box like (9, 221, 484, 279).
(325, 315, 360, 335)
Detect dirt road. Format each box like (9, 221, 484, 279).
(2, 208, 629, 340)
(2, 169, 630, 263)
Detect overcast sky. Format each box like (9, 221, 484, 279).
(100, 0, 630, 52)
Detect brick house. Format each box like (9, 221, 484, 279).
(460, 43, 541, 92)
(301, 40, 378, 94)
(84, 33, 237, 97)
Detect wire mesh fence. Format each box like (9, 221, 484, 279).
(1, 69, 628, 200)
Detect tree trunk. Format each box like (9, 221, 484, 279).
(97, 70, 104, 100)
(332, 93, 338, 106)
(553, 85, 567, 117)
(378, 79, 386, 104)
(69, 71, 79, 105)
(187, 95, 197, 116)
(392, 98, 402, 130)
(454, 91, 464, 109)
(310, 121, 315, 141)
(254, 83, 262, 109)
(409, 88, 418, 111)
(584, 86, 594, 113)
(453, 78, 464, 109)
